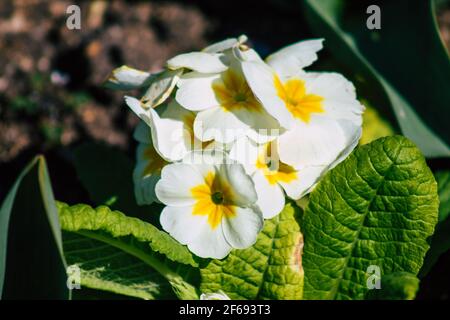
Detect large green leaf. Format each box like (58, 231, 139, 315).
(72, 143, 161, 225)
(0, 156, 69, 299)
(57, 202, 199, 299)
(303, 0, 450, 157)
(200, 202, 304, 300)
(302, 135, 439, 300)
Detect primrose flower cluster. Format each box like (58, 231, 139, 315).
(107, 35, 364, 259)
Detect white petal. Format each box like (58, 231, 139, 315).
(194, 107, 250, 144)
(176, 72, 221, 111)
(188, 222, 232, 259)
(278, 118, 361, 168)
(218, 163, 258, 207)
(167, 52, 228, 73)
(203, 38, 239, 53)
(228, 137, 259, 175)
(133, 121, 151, 144)
(241, 61, 294, 129)
(266, 39, 324, 78)
(278, 165, 326, 200)
(133, 143, 161, 205)
(104, 65, 153, 90)
(125, 96, 152, 125)
(160, 205, 208, 245)
(222, 207, 263, 249)
(141, 69, 182, 108)
(252, 171, 285, 219)
(148, 101, 195, 161)
(155, 163, 207, 207)
(303, 72, 364, 125)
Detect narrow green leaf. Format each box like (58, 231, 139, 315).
(0, 156, 69, 299)
(57, 202, 199, 299)
(365, 272, 419, 300)
(419, 170, 450, 276)
(302, 135, 439, 300)
(200, 202, 304, 300)
(303, 0, 450, 157)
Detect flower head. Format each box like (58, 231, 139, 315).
(155, 151, 263, 259)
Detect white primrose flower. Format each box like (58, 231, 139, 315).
(155, 151, 263, 259)
(133, 121, 168, 205)
(200, 291, 231, 300)
(126, 96, 224, 161)
(175, 50, 281, 144)
(230, 137, 325, 218)
(241, 39, 364, 168)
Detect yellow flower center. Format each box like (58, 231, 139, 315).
(274, 75, 324, 123)
(213, 69, 262, 113)
(190, 171, 236, 229)
(255, 142, 297, 185)
(142, 144, 168, 176)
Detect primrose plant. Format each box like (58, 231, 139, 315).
(57, 34, 437, 300)
(108, 35, 363, 259)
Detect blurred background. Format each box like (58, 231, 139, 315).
(0, 0, 449, 299)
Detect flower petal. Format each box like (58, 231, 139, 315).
(194, 107, 250, 143)
(203, 34, 247, 53)
(218, 163, 258, 207)
(141, 69, 182, 108)
(125, 96, 152, 125)
(303, 72, 364, 125)
(104, 65, 153, 90)
(266, 39, 324, 78)
(241, 60, 294, 129)
(278, 165, 325, 200)
(278, 118, 361, 168)
(252, 171, 285, 219)
(229, 137, 259, 175)
(155, 162, 209, 207)
(160, 205, 207, 245)
(149, 101, 195, 161)
(176, 72, 221, 111)
(133, 143, 161, 205)
(167, 52, 228, 73)
(222, 206, 263, 249)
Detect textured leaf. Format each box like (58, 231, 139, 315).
(302, 135, 439, 300)
(58, 202, 199, 299)
(365, 272, 419, 300)
(200, 202, 304, 300)
(303, 0, 450, 157)
(0, 156, 69, 299)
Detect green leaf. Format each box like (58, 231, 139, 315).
(0, 156, 69, 299)
(57, 202, 199, 300)
(200, 202, 304, 300)
(303, 0, 450, 157)
(365, 272, 419, 300)
(72, 143, 161, 225)
(302, 135, 439, 300)
(435, 170, 450, 223)
(419, 170, 450, 276)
